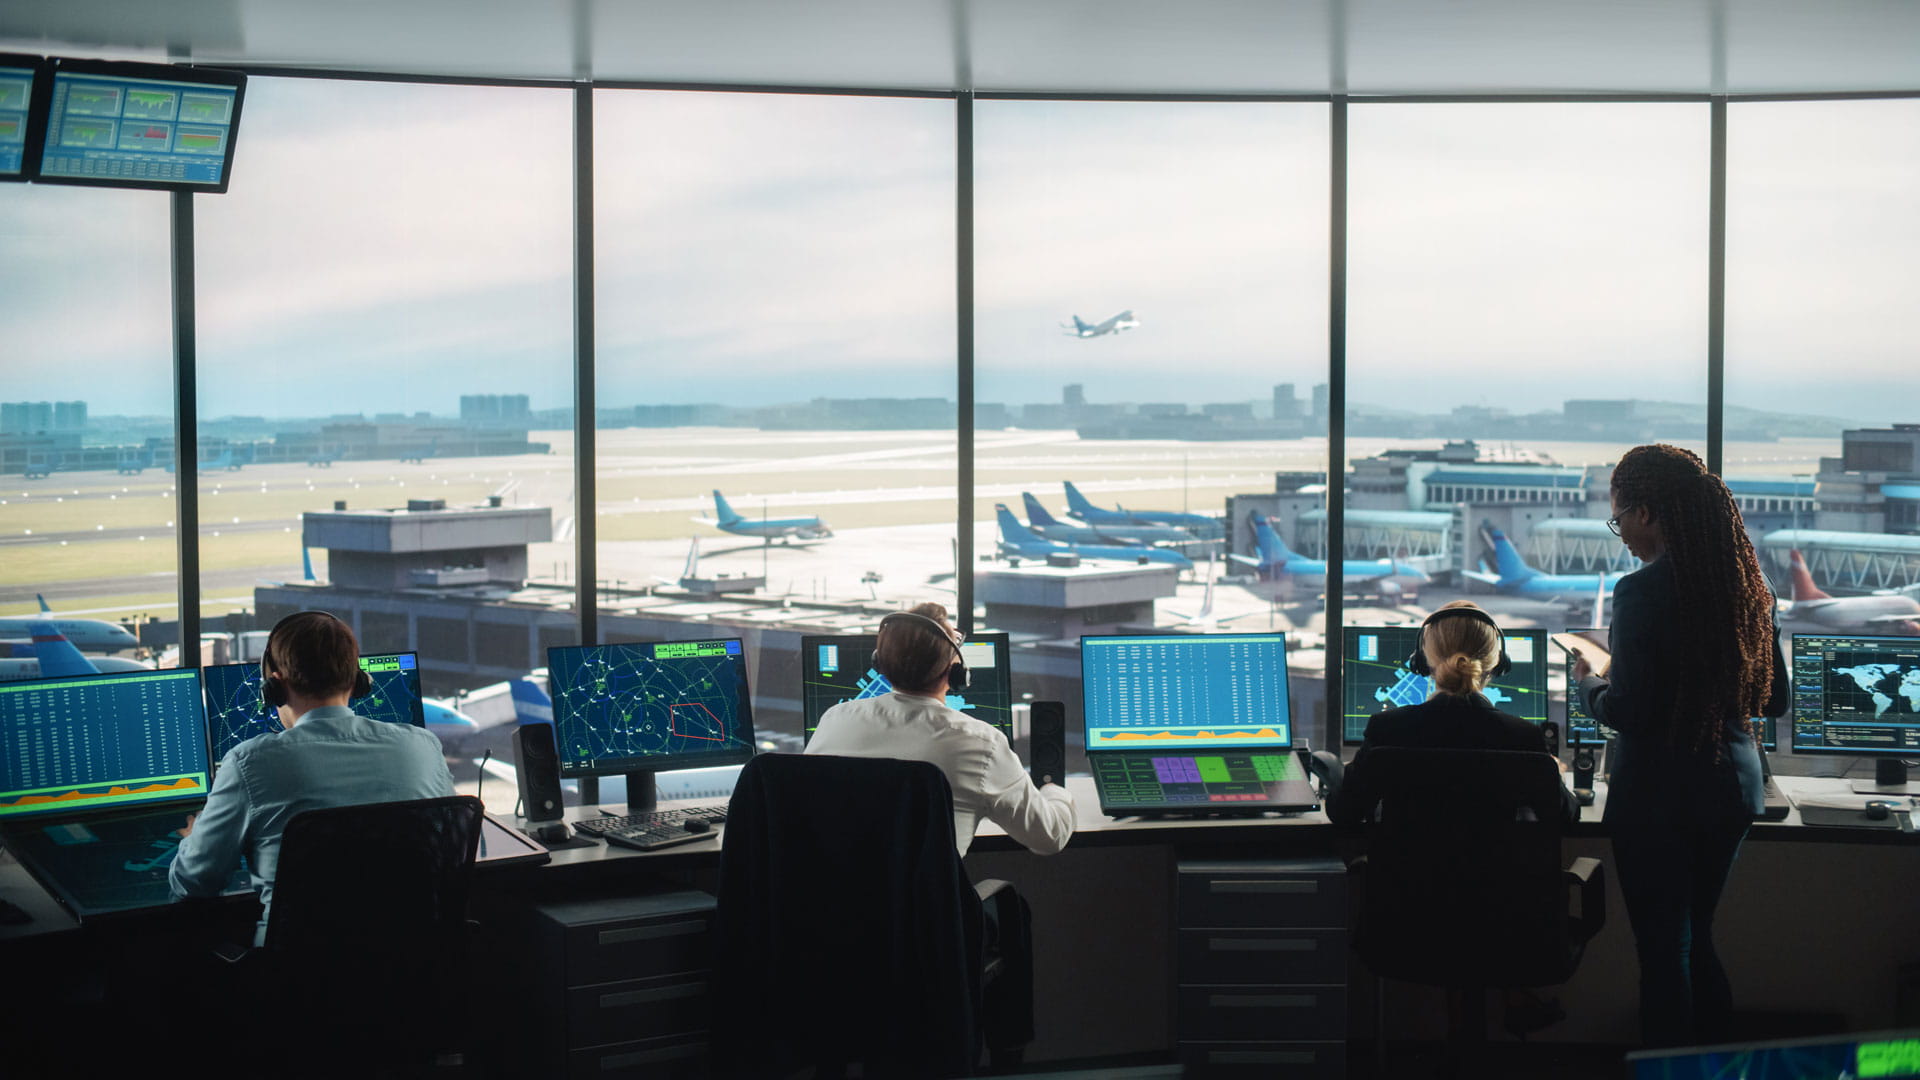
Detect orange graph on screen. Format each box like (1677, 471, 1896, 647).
(0, 776, 202, 809)
(1104, 729, 1284, 742)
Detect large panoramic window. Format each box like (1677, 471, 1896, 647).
(0, 184, 178, 670)
(193, 75, 576, 746)
(975, 100, 1331, 759)
(593, 89, 958, 750)
(1342, 103, 1708, 747)
(1727, 98, 1920, 629)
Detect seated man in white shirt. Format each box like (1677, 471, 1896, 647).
(805, 602, 1076, 856)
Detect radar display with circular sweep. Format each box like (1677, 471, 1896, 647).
(546, 639, 756, 777)
(200, 653, 424, 764)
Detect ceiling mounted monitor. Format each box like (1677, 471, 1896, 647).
(30, 57, 245, 193)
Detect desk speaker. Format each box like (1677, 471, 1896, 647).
(1572, 742, 1597, 791)
(1541, 720, 1560, 759)
(1030, 701, 1066, 787)
(513, 723, 566, 824)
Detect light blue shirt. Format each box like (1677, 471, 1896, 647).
(169, 705, 454, 928)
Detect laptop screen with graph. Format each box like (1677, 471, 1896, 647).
(1080, 633, 1292, 751)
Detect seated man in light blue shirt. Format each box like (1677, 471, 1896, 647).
(170, 611, 453, 933)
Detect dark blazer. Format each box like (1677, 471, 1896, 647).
(1577, 555, 1789, 826)
(1330, 691, 1578, 826)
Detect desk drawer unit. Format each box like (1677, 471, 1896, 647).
(531, 890, 717, 1075)
(1177, 859, 1346, 1079)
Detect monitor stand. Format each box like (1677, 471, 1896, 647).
(1851, 758, 1920, 797)
(579, 773, 660, 814)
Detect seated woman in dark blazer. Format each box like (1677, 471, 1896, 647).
(1330, 601, 1576, 827)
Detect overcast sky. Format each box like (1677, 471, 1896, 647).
(0, 83, 1913, 425)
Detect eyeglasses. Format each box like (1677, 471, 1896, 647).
(1605, 509, 1636, 536)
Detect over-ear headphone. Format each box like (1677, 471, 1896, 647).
(1406, 606, 1513, 679)
(261, 610, 371, 709)
(876, 611, 969, 693)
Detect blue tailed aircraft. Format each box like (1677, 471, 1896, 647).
(1019, 492, 1192, 547)
(698, 490, 832, 543)
(1462, 528, 1626, 611)
(0, 621, 153, 680)
(995, 504, 1193, 571)
(1230, 513, 1430, 600)
(0, 598, 141, 652)
(1062, 310, 1139, 338)
(1062, 481, 1225, 539)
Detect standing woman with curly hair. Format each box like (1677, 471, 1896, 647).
(1574, 444, 1788, 1047)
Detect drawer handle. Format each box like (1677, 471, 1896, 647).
(600, 1043, 704, 1069)
(600, 982, 706, 1009)
(1210, 993, 1318, 1008)
(1210, 1049, 1316, 1065)
(598, 919, 708, 946)
(1209, 937, 1314, 952)
(1209, 880, 1316, 894)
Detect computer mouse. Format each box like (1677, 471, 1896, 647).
(1864, 801, 1893, 821)
(683, 818, 711, 834)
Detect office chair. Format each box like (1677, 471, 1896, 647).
(1342, 748, 1604, 1051)
(711, 753, 1031, 1079)
(236, 795, 485, 1073)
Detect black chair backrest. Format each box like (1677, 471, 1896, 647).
(713, 754, 983, 1078)
(1352, 748, 1569, 987)
(265, 794, 484, 955)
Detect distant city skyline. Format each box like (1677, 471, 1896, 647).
(1, 87, 1913, 426)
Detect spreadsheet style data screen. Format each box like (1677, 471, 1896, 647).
(1081, 634, 1292, 752)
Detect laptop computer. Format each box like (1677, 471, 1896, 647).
(0, 667, 248, 920)
(1081, 633, 1318, 818)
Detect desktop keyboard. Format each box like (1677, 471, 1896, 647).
(575, 804, 729, 852)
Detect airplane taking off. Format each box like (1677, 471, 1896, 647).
(697, 490, 832, 543)
(0, 622, 153, 680)
(1462, 528, 1627, 610)
(1062, 310, 1139, 339)
(1062, 481, 1225, 539)
(1783, 549, 1920, 633)
(995, 504, 1194, 571)
(1231, 513, 1430, 599)
(1020, 492, 1192, 547)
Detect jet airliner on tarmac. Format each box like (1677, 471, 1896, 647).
(696, 490, 832, 543)
(996, 504, 1194, 571)
(1062, 310, 1139, 338)
(1231, 514, 1430, 599)
(1462, 528, 1626, 611)
(1020, 493, 1192, 547)
(0, 599, 141, 652)
(1062, 481, 1224, 539)
(0, 622, 153, 680)
(1782, 549, 1920, 633)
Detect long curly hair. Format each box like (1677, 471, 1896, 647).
(1610, 444, 1776, 753)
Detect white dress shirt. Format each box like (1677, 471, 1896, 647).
(805, 691, 1076, 856)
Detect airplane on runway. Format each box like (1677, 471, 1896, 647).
(1062, 310, 1139, 339)
(698, 490, 832, 543)
(1463, 528, 1626, 611)
(1019, 492, 1192, 547)
(1782, 549, 1920, 633)
(1062, 481, 1225, 539)
(0, 601, 140, 652)
(995, 504, 1194, 571)
(1230, 513, 1430, 599)
(0, 622, 153, 680)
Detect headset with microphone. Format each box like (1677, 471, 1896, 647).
(875, 611, 970, 693)
(261, 610, 371, 709)
(1405, 606, 1512, 680)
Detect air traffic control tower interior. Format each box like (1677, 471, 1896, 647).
(4, 2, 1920, 1076)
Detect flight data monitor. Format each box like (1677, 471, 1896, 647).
(32, 58, 245, 192)
(546, 639, 756, 776)
(1342, 625, 1549, 743)
(0, 54, 46, 180)
(201, 653, 426, 763)
(1792, 633, 1920, 757)
(799, 632, 1012, 743)
(0, 668, 210, 820)
(1081, 634, 1292, 752)
(1561, 627, 1777, 750)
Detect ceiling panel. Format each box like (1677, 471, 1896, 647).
(0, 0, 1916, 95)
